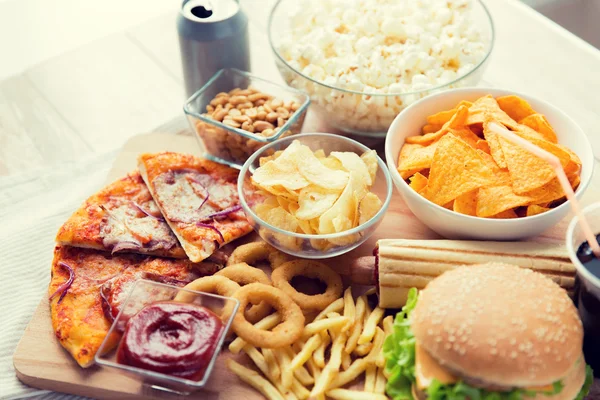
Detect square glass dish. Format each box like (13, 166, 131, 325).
(184, 68, 310, 168)
(95, 279, 239, 395)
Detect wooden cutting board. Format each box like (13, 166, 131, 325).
(13, 133, 600, 399)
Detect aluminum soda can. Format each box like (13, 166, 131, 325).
(177, 0, 250, 98)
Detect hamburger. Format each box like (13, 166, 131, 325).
(383, 263, 593, 400)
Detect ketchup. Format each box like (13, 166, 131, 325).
(117, 302, 223, 380)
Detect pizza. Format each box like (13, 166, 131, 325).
(138, 152, 255, 263)
(56, 171, 186, 258)
(49, 246, 218, 367)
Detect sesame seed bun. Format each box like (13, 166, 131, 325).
(411, 263, 584, 388)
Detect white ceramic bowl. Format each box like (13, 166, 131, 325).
(384, 87, 594, 240)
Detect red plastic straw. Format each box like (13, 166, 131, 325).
(489, 122, 600, 258)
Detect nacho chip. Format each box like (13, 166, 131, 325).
(397, 142, 439, 179)
(466, 95, 519, 130)
(570, 174, 581, 191)
(421, 134, 496, 206)
(408, 172, 428, 193)
(477, 150, 511, 186)
(487, 209, 519, 219)
(519, 114, 558, 143)
(499, 130, 571, 194)
(497, 95, 536, 122)
(406, 105, 469, 145)
(526, 204, 551, 217)
(426, 100, 473, 125)
(453, 190, 478, 216)
(422, 124, 441, 134)
(476, 185, 537, 217)
(449, 127, 481, 148)
(483, 122, 507, 168)
(475, 139, 491, 154)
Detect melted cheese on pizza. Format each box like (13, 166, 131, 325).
(138, 152, 253, 262)
(56, 172, 185, 258)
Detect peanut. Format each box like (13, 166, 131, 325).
(200, 86, 303, 163)
(266, 112, 279, 123)
(254, 120, 275, 132)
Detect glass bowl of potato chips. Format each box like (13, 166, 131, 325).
(385, 88, 594, 240)
(238, 133, 392, 258)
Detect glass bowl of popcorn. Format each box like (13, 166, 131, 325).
(268, 0, 494, 137)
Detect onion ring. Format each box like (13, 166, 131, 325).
(271, 260, 343, 312)
(216, 263, 273, 323)
(227, 242, 291, 270)
(232, 283, 304, 348)
(174, 275, 240, 304)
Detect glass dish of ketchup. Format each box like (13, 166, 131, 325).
(95, 279, 239, 394)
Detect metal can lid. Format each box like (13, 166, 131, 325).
(181, 0, 240, 22)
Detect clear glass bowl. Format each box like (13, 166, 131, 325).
(95, 279, 239, 395)
(184, 68, 310, 168)
(237, 133, 392, 258)
(268, 0, 494, 137)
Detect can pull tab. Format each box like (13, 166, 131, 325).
(182, 0, 239, 22)
(190, 0, 213, 18)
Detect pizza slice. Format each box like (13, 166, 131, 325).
(49, 246, 218, 367)
(56, 171, 186, 258)
(137, 152, 254, 262)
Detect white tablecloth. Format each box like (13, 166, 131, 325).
(0, 152, 117, 400)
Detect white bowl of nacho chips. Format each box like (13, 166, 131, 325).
(385, 88, 594, 240)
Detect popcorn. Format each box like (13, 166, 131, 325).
(276, 0, 490, 133)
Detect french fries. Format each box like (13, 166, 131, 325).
(230, 288, 391, 400)
(327, 388, 388, 400)
(229, 313, 282, 354)
(227, 359, 285, 400)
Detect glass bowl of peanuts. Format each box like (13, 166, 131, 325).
(184, 68, 311, 167)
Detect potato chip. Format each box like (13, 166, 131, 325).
(408, 172, 428, 193)
(331, 151, 372, 186)
(332, 214, 353, 233)
(453, 190, 478, 216)
(519, 114, 558, 143)
(319, 175, 359, 234)
(252, 160, 310, 191)
(360, 150, 379, 183)
(422, 134, 496, 206)
(251, 140, 381, 244)
(476, 185, 536, 217)
(406, 105, 469, 146)
(294, 146, 349, 190)
(497, 95, 536, 123)
(526, 204, 550, 217)
(358, 192, 383, 224)
(313, 149, 327, 159)
(466, 95, 519, 130)
(296, 185, 341, 220)
(397, 142, 439, 179)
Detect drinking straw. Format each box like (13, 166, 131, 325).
(489, 122, 600, 258)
